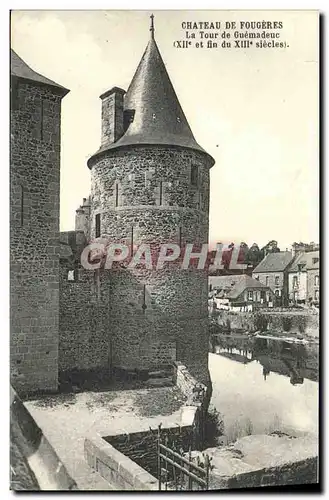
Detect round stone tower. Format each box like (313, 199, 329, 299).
(87, 18, 215, 387)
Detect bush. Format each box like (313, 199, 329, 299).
(282, 316, 293, 332)
(204, 407, 224, 448)
(254, 313, 268, 332)
(296, 316, 307, 334)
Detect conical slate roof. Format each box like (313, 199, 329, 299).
(115, 37, 206, 153)
(90, 22, 214, 163)
(11, 49, 69, 95)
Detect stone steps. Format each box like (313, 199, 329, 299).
(148, 369, 173, 379)
(144, 377, 174, 388)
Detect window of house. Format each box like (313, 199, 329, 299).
(275, 276, 280, 286)
(248, 291, 253, 301)
(275, 289, 280, 297)
(254, 275, 259, 281)
(315, 290, 319, 301)
(95, 213, 101, 238)
(293, 276, 298, 288)
(265, 276, 269, 286)
(312, 257, 319, 265)
(315, 275, 319, 287)
(191, 165, 198, 186)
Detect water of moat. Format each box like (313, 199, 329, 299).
(209, 335, 319, 444)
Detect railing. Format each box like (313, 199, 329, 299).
(156, 425, 212, 491)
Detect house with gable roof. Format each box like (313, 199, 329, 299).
(252, 252, 294, 306)
(288, 250, 320, 306)
(209, 275, 274, 312)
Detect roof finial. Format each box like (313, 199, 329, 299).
(150, 13, 155, 39)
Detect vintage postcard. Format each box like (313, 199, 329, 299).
(10, 10, 319, 491)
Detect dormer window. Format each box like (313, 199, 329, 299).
(123, 109, 135, 132)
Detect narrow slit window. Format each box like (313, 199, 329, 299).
(159, 181, 163, 205)
(20, 185, 24, 226)
(93, 269, 100, 300)
(95, 213, 101, 238)
(11, 78, 19, 111)
(40, 99, 44, 141)
(115, 183, 119, 207)
(142, 284, 147, 313)
(130, 226, 134, 257)
(191, 165, 198, 186)
(68, 270, 74, 281)
(179, 226, 182, 248)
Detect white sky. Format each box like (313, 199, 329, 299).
(11, 10, 319, 249)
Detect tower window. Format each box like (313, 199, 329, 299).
(40, 99, 44, 141)
(123, 109, 135, 132)
(130, 226, 134, 257)
(68, 269, 78, 281)
(178, 226, 183, 248)
(115, 183, 119, 207)
(20, 185, 24, 227)
(95, 213, 101, 238)
(11, 78, 19, 111)
(191, 165, 198, 186)
(159, 181, 163, 205)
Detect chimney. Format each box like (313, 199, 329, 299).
(75, 197, 91, 239)
(100, 87, 125, 146)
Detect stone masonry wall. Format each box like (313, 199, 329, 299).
(88, 146, 212, 387)
(10, 80, 64, 393)
(59, 263, 109, 376)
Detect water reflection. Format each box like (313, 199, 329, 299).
(209, 335, 318, 444)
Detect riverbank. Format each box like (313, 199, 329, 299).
(210, 308, 319, 343)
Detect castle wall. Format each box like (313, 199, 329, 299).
(10, 80, 64, 393)
(58, 263, 109, 376)
(88, 146, 212, 386)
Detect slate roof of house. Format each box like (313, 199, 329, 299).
(253, 251, 293, 274)
(288, 250, 320, 272)
(227, 275, 269, 299)
(89, 20, 214, 165)
(209, 275, 242, 290)
(11, 49, 69, 95)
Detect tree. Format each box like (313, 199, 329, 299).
(246, 243, 263, 266)
(261, 240, 281, 256)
